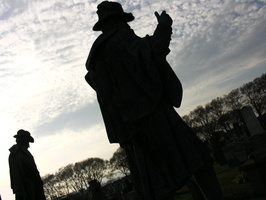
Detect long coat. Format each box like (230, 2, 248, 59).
(85, 22, 182, 144)
(9, 145, 46, 200)
(85, 23, 210, 200)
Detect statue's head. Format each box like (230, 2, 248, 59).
(14, 129, 34, 143)
(93, 1, 134, 31)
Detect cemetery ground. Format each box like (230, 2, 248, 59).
(173, 163, 266, 200)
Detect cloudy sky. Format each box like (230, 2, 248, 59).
(1, 0, 266, 199)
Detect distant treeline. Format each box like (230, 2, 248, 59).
(42, 147, 129, 199)
(182, 73, 266, 140)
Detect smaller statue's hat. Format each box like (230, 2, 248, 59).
(14, 129, 34, 143)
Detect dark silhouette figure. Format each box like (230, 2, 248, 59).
(89, 179, 107, 200)
(85, 1, 224, 200)
(9, 130, 46, 200)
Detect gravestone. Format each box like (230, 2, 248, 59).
(241, 106, 265, 136)
(241, 106, 266, 159)
(240, 106, 266, 195)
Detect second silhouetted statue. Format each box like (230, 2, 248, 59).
(9, 130, 46, 200)
(85, 1, 224, 200)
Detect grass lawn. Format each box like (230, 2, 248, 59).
(173, 163, 266, 200)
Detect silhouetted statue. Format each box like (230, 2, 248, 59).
(9, 130, 46, 200)
(85, 1, 224, 200)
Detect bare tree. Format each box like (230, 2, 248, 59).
(205, 97, 229, 132)
(73, 162, 87, 191)
(81, 157, 107, 184)
(223, 88, 245, 127)
(182, 114, 193, 128)
(109, 147, 130, 176)
(42, 174, 60, 199)
(188, 105, 215, 139)
(240, 74, 266, 117)
(56, 164, 74, 194)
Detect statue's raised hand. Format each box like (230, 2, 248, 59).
(155, 10, 173, 26)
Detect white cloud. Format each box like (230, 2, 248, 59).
(31, 124, 119, 175)
(0, 0, 99, 133)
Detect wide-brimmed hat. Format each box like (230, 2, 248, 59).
(14, 129, 34, 143)
(93, 1, 135, 31)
